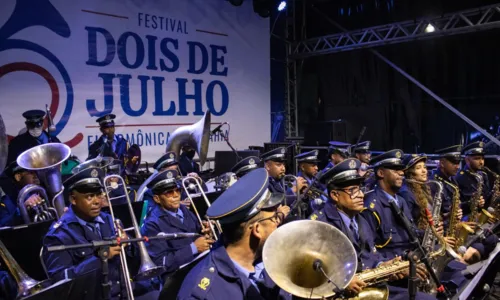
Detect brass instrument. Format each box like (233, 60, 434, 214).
(17, 184, 57, 223)
(482, 166, 500, 220)
(165, 111, 211, 166)
(103, 174, 165, 296)
(0, 239, 52, 298)
(263, 220, 357, 299)
(181, 175, 222, 240)
(468, 171, 494, 226)
(17, 143, 71, 218)
(72, 156, 114, 175)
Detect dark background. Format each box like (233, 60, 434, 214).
(269, 0, 500, 153)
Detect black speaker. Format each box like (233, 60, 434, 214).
(305, 120, 347, 145)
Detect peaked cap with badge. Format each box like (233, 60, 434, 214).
(320, 158, 364, 188)
(207, 168, 283, 225)
(328, 141, 351, 158)
(96, 113, 116, 129)
(369, 149, 405, 170)
(351, 141, 371, 154)
(295, 150, 320, 164)
(462, 141, 485, 156)
(402, 154, 427, 171)
(63, 167, 104, 193)
(22, 110, 45, 127)
(147, 169, 180, 193)
(154, 151, 178, 171)
(231, 156, 261, 177)
(260, 147, 287, 162)
(435, 145, 462, 163)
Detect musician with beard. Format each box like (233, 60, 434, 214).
(177, 168, 290, 300)
(6, 110, 61, 166)
(309, 158, 435, 300)
(88, 114, 129, 162)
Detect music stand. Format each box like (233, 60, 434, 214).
(188, 191, 223, 218)
(0, 220, 53, 280)
(213, 151, 260, 177)
(159, 250, 210, 300)
(21, 269, 98, 300)
(101, 201, 144, 233)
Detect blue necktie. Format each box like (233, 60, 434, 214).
(87, 223, 101, 238)
(349, 221, 359, 242)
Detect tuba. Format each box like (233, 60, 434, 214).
(17, 184, 57, 224)
(0, 239, 53, 298)
(17, 143, 71, 218)
(165, 111, 211, 166)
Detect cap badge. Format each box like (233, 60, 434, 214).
(167, 171, 173, 179)
(90, 169, 99, 178)
(169, 153, 174, 159)
(349, 160, 356, 169)
(395, 151, 402, 158)
(479, 141, 484, 147)
(249, 158, 255, 165)
(281, 148, 285, 154)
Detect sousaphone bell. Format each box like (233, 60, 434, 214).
(263, 220, 357, 299)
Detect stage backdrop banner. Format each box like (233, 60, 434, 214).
(0, 0, 270, 163)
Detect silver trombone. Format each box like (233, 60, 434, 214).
(103, 174, 166, 299)
(181, 175, 222, 240)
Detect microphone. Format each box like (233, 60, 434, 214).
(210, 122, 227, 135)
(46, 104, 56, 133)
(157, 232, 200, 239)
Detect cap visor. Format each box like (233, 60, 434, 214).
(262, 193, 285, 209)
(72, 183, 103, 194)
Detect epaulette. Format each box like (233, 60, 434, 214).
(364, 189, 375, 195)
(189, 264, 216, 298)
(52, 220, 63, 230)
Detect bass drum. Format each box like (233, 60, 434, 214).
(61, 156, 81, 177)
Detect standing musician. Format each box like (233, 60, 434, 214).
(88, 114, 129, 161)
(309, 158, 435, 300)
(231, 156, 261, 178)
(141, 169, 214, 275)
(43, 167, 158, 299)
(295, 150, 327, 211)
(351, 141, 372, 177)
(323, 141, 351, 172)
(6, 109, 61, 165)
(454, 142, 488, 216)
(177, 168, 290, 300)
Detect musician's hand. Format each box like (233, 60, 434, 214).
(346, 275, 366, 295)
(107, 245, 122, 259)
(188, 172, 202, 181)
(380, 256, 405, 281)
(463, 221, 477, 231)
(180, 198, 191, 208)
(444, 237, 457, 249)
(201, 221, 213, 236)
(463, 247, 481, 264)
(479, 196, 485, 208)
(25, 194, 42, 208)
(436, 221, 444, 236)
(277, 205, 290, 217)
(194, 236, 215, 253)
(291, 177, 307, 193)
(456, 208, 463, 222)
(488, 216, 496, 224)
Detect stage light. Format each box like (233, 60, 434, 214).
(425, 24, 435, 33)
(229, 0, 244, 6)
(278, 1, 287, 11)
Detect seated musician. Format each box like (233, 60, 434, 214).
(177, 168, 290, 300)
(362, 150, 468, 293)
(43, 167, 158, 300)
(88, 113, 129, 161)
(141, 169, 214, 275)
(231, 156, 261, 178)
(295, 150, 327, 212)
(323, 141, 351, 172)
(309, 158, 435, 300)
(454, 142, 488, 216)
(351, 141, 372, 177)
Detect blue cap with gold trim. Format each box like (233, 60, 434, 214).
(153, 152, 178, 171)
(63, 167, 104, 192)
(328, 141, 351, 158)
(402, 154, 427, 171)
(231, 156, 261, 177)
(351, 141, 371, 154)
(369, 149, 405, 170)
(435, 145, 462, 163)
(96, 113, 116, 128)
(261, 147, 287, 162)
(147, 169, 180, 193)
(462, 141, 485, 156)
(320, 158, 363, 187)
(207, 168, 283, 224)
(295, 150, 320, 164)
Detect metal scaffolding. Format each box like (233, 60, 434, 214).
(284, 0, 299, 138)
(284, 2, 500, 139)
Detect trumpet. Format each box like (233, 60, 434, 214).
(181, 175, 222, 240)
(103, 174, 165, 299)
(17, 184, 58, 224)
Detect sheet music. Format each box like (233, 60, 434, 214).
(459, 243, 500, 299)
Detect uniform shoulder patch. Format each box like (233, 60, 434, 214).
(460, 171, 464, 175)
(52, 220, 63, 229)
(189, 264, 216, 298)
(369, 202, 375, 209)
(198, 277, 210, 290)
(309, 214, 318, 220)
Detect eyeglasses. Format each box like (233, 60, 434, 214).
(337, 187, 363, 198)
(161, 188, 181, 198)
(250, 211, 285, 226)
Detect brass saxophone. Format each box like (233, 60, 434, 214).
(469, 171, 483, 223)
(482, 166, 500, 220)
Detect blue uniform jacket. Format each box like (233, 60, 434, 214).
(362, 186, 418, 260)
(6, 131, 60, 166)
(43, 207, 129, 298)
(176, 244, 291, 300)
(309, 201, 382, 270)
(0, 187, 20, 227)
(268, 177, 296, 207)
(454, 166, 491, 216)
(297, 171, 327, 212)
(88, 135, 129, 161)
(141, 204, 200, 274)
(178, 153, 200, 176)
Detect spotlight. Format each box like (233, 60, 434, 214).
(278, 1, 287, 11)
(229, 0, 244, 6)
(425, 24, 435, 33)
